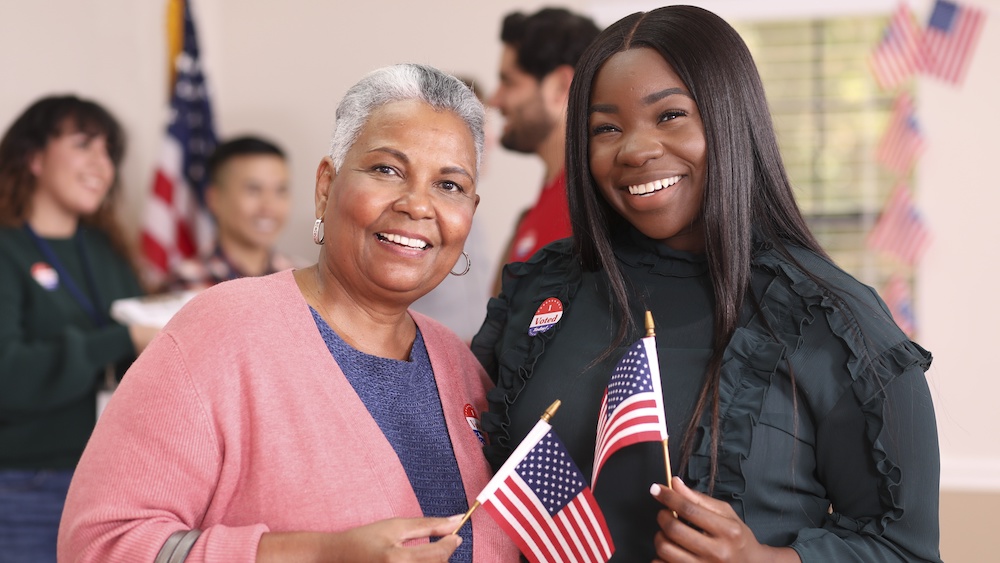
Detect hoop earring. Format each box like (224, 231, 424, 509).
(450, 251, 471, 276)
(312, 218, 325, 245)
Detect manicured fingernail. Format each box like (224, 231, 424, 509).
(650, 483, 661, 495)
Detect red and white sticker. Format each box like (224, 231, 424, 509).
(464, 404, 486, 445)
(528, 297, 563, 336)
(31, 262, 59, 291)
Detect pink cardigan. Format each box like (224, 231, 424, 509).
(58, 270, 518, 562)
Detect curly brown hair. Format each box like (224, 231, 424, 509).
(0, 95, 135, 265)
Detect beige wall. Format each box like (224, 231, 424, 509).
(1, 0, 995, 558)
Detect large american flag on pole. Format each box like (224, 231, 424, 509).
(923, 0, 986, 85)
(141, 0, 217, 288)
(876, 93, 925, 177)
(867, 183, 931, 267)
(869, 3, 925, 91)
(477, 419, 614, 563)
(592, 336, 668, 488)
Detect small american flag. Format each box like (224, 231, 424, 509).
(141, 0, 217, 287)
(923, 0, 986, 85)
(882, 275, 918, 337)
(876, 93, 925, 177)
(869, 4, 925, 91)
(478, 420, 614, 563)
(592, 336, 668, 488)
(867, 183, 932, 267)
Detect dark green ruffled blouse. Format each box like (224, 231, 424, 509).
(471, 230, 941, 562)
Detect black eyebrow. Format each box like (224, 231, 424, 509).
(589, 103, 617, 115)
(589, 87, 692, 115)
(642, 87, 689, 105)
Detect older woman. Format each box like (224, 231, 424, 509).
(473, 6, 940, 562)
(58, 64, 518, 563)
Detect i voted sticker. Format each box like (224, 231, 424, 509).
(528, 297, 563, 336)
(464, 404, 486, 445)
(31, 262, 59, 290)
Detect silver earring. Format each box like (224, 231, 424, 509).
(450, 251, 471, 276)
(312, 218, 325, 245)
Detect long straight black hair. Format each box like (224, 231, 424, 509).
(565, 5, 827, 486)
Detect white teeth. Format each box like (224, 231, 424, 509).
(628, 175, 682, 195)
(379, 233, 428, 249)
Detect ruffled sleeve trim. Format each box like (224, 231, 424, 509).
(687, 245, 932, 532)
(473, 241, 583, 468)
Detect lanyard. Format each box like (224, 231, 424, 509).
(24, 224, 108, 328)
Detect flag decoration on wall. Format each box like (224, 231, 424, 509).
(592, 335, 668, 488)
(882, 275, 918, 336)
(876, 93, 925, 176)
(141, 0, 217, 287)
(923, 0, 986, 85)
(867, 183, 932, 266)
(869, 3, 925, 91)
(476, 416, 614, 563)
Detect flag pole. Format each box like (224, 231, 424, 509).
(646, 311, 673, 490)
(452, 400, 562, 535)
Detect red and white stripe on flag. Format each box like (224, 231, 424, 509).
(876, 93, 925, 176)
(923, 0, 986, 85)
(476, 419, 614, 563)
(141, 139, 214, 282)
(482, 473, 613, 563)
(869, 3, 925, 91)
(867, 184, 931, 266)
(592, 336, 668, 488)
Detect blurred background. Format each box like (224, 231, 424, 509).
(1, 0, 995, 559)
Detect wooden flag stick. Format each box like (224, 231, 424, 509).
(645, 311, 674, 491)
(451, 500, 480, 535)
(451, 400, 563, 535)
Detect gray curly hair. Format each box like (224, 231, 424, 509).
(329, 63, 486, 176)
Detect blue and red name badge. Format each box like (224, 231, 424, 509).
(31, 262, 59, 290)
(528, 297, 563, 336)
(465, 404, 486, 445)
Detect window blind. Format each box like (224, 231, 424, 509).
(733, 15, 908, 285)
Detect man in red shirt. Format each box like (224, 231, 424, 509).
(489, 8, 601, 277)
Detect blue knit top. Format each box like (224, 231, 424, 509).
(310, 308, 472, 562)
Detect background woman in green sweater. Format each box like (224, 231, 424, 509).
(0, 95, 158, 562)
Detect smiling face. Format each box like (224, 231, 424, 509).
(207, 154, 290, 252)
(29, 124, 115, 221)
(588, 47, 707, 253)
(316, 99, 479, 303)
